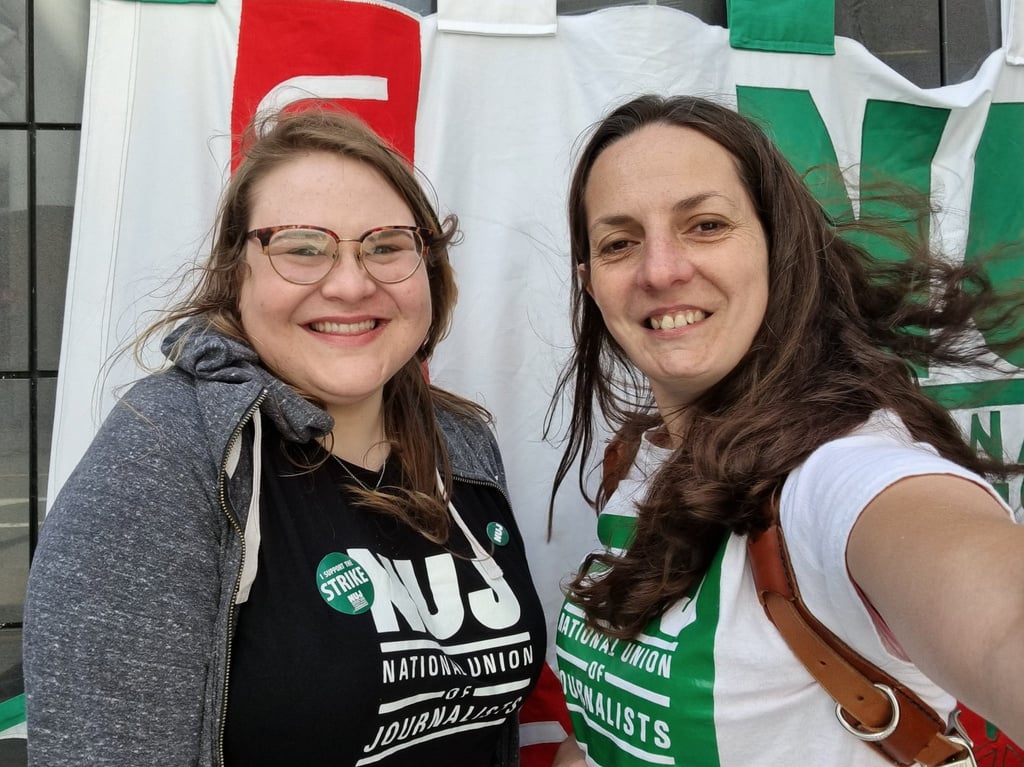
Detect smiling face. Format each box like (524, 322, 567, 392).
(582, 123, 770, 417)
(239, 151, 431, 419)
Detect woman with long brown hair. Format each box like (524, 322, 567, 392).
(549, 94, 1024, 766)
(25, 108, 545, 766)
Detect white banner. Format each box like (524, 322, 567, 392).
(57, 0, 1024, 646)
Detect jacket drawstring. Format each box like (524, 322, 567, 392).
(436, 470, 504, 580)
(236, 410, 264, 604)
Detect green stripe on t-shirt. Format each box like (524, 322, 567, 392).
(597, 513, 636, 550)
(556, 537, 728, 766)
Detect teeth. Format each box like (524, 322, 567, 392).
(650, 310, 706, 330)
(311, 319, 377, 334)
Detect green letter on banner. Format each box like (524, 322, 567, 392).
(857, 100, 949, 263)
(966, 102, 1024, 369)
(737, 88, 948, 241)
(737, 87, 949, 379)
(735, 86, 852, 221)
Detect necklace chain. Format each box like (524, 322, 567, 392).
(333, 453, 387, 491)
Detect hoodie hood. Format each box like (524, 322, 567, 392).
(162, 319, 334, 447)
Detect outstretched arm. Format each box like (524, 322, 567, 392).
(847, 474, 1024, 744)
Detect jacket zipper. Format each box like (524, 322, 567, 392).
(448, 471, 516, 561)
(451, 471, 513, 513)
(216, 390, 267, 767)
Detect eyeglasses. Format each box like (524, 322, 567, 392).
(248, 224, 432, 285)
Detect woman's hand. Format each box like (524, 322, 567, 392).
(551, 736, 588, 766)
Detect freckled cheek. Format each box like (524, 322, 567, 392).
(236, 290, 253, 335)
(585, 289, 633, 347)
(403, 278, 433, 331)
(237, 285, 291, 350)
(582, 267, 614, 309)
(587, 283, 633, 333)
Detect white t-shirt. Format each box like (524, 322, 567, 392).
(556, 411, 1009, 766)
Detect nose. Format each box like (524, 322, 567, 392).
(318, 242, 377, 300)
(636, 230, 696, 289)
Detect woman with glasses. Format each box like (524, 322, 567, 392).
(24, 108, 546, 766)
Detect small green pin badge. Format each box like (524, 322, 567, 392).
(315, 552, 375, 614)
(486, 521, 510, 546)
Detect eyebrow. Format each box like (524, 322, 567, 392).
(588, 192, 733, 234)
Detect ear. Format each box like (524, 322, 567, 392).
(577, 263, 592, 295)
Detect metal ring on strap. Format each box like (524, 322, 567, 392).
(835, 683, 900, 742)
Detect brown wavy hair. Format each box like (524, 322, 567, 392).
(547, 94, 1024, 638)
(139, 107, 487, 541)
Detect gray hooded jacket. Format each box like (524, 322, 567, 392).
(23, 324, 519, 766)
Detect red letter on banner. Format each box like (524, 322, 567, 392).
(231, 0, 421, 164)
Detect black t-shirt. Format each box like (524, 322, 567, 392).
(223, 429, 546, 766)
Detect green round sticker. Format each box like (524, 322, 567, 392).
(316, 552, 375, 615)
(486, 521, 510, 547)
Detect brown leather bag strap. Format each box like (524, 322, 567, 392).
(748, 504, 975, 766)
